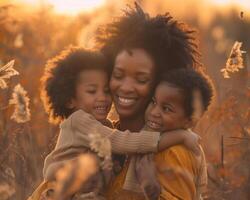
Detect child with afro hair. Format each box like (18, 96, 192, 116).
(132, 68, 214, 200)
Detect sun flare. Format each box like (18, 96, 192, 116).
(47, 0, 105, 14)
(209, 0, 250, 9)
(17, 0, 106, 15)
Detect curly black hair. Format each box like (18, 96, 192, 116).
(160, 68, 214, 119)
(40, 46, 109, 124)
(96, 2, 201, 77)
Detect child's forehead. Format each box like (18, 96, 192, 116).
(156, 82, 182, 93)
(154, 82, 184, 102)
(78, 68, 108, 76)
(78, 69, 109, 82)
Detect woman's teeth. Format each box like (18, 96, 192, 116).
(118, 96, 136, 106)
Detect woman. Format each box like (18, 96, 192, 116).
(96, 3, 205, 200)
(28, 3, 204, 200)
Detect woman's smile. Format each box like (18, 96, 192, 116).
(117, 95, 137, 106)
(110, 49, 156, 118)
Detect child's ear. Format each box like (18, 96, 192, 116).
(66, 99, 75, 109)
(183, 119, 194, 129)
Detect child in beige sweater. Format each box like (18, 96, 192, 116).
(28, 47, 201, 200)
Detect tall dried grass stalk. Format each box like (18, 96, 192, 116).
(9, 84, 31, 123)
(0, 60, 19, 89)
(221, 41, 246, 78)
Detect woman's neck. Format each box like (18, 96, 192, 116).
(119, 114, 145, 132)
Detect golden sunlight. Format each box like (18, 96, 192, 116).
(18, 0, 106, 14)
(47, 0, 106, 14)
(209, 0, 250, 9)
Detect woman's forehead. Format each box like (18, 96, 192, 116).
(114, 48, 155, 73)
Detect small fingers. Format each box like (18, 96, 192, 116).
(198, 137, 202, 144)
(193, 145, 201, 156)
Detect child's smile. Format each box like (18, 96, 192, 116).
(145, 82, 190, 132)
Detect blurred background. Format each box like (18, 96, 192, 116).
(0, 0, 249, 199)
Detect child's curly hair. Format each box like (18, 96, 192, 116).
(40, 46, 109, 124)
(160, 68, 214, 119)
(96, 2, 201, 77)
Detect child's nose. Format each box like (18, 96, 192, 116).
(150, 105, 161, 117)
(97, 92, 107, 102)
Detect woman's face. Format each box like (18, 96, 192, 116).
(110, 48, 156, 119)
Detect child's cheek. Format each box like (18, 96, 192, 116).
(145, 103, 153, 120)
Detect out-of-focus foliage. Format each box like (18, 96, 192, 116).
(54, 154, 99, 200)
(0, 60, 19, 89)
(9, 84, 31, 123)
(221, 41, 246, 78)
(0, 1, 249, 200)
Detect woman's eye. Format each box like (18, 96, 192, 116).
(137, 77, 150, 84)
(163, 106, 172, 113)
(137, 79, 148, 84)
(86, 90, 96, 94)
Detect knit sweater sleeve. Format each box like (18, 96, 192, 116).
(70, 110, 160, 154)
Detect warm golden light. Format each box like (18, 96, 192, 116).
(209, 0, 250, 9)
(17, 0, 106, 15)
(47, 0, 106, 14)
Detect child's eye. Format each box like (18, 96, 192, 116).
(112, 71, 123, 79)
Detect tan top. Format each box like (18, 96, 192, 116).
(43, 109, 160, 181)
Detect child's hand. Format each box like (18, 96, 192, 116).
(183, 130, 201, 156)
(135, 154, 161, 200)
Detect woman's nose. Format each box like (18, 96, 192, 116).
(119, 78, 134, 93)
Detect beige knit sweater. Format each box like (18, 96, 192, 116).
(43, 109, 160, 181)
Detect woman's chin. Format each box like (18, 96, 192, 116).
(116, 109, 135, 119)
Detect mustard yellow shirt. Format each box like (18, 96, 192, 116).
(106, 145, 207, 200)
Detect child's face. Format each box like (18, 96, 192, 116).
(145, 82, 190, 132)
(70, 69, 112, 121)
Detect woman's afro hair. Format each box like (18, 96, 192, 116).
(96, 2, 202, 76)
